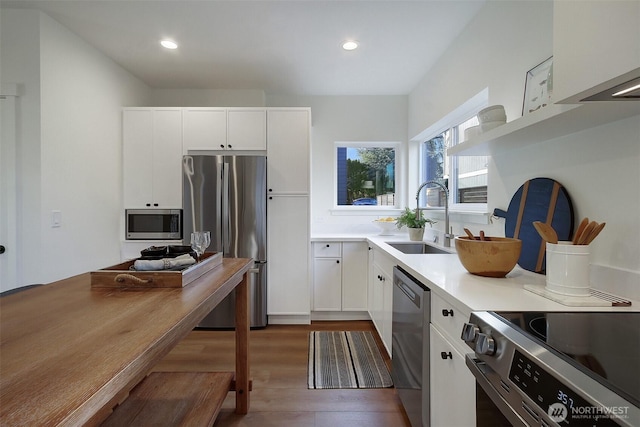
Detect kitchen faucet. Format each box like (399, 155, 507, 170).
(416, 180, 453, 247)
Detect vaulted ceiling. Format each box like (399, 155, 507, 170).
(2, 0, 486, 95)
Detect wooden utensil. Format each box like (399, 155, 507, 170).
(479, 230, 486, 241)
(532, 221, 558, 244)
(463, 228, 475, 239)
(583, 222, 606, 245)
(572, 217, 589, 245)
(577, 221, 597, 245)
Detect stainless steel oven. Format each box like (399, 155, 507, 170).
(462, 311, 639, 426)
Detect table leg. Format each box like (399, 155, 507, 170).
(234, 271, 250, 414)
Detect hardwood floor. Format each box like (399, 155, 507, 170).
(154, 321, 411, 427)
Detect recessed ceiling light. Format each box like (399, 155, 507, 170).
(160, 40, 178, 49)
(342, 40, 359, 51)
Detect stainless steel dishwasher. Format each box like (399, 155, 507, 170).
(392, 266, 430, 427)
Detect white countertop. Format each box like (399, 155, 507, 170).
(312, 233, 640, 313)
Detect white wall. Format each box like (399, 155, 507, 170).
(409, 1, 553, 140)
(408, 1, 640, 273)
(1, 10, 150, 287)
(1, 10, 43, 287)
(151, 89, 266, 107)
(267, 94, 408, 234)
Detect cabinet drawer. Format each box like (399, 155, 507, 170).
(431, 293, 470, 349)
(313, 242, 342, 258)
(372, 249, 394, 279)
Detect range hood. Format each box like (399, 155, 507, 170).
(581, 75, 640, 101)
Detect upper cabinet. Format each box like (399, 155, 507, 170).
(266, 108, 311, 194)
(183, 108, 227, 151)
(183, 108, 266, 152)
(123, 108, 183, 208)
(227, 108, 267, 151)
(553, 0, 640, 104)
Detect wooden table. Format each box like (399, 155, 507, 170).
(0, 257, 253, 426)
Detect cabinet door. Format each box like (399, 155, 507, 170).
(342, 242, 368, 311)
(382, 269, 393, 356)
(267, 109, 310, 194)
(370, 264, 386, 344)
(183, 108, 227, 151)
(312, 258, 342, 311)
(123, 109, 153, 208)
(152, 109, 183, 208)
(430, 325, 476, 427)
(267, 195, 309, 316)
(227, 109, 266, 151)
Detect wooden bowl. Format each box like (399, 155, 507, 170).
(454, 236, 522, 278)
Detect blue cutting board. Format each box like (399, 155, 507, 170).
(493, 178, 574, 273)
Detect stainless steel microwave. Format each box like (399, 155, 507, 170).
(125, 209, 182, 240)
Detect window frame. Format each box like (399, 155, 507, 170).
(417, 91, 489, 213)
(332, 141, 402, 212)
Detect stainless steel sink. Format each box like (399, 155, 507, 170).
(387, 242, 452, 255)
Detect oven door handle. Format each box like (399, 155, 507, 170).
(465, 354, 529, 427)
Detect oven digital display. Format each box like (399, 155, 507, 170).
(509, 350, 621, 426)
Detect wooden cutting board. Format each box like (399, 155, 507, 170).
(493, 178, 574, 273)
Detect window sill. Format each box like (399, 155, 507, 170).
(421, 208, 491, 225)
(330, 207, 402, 216)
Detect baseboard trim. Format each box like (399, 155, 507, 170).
(311, 311, 371, 321)
(268, 314, 311, 325)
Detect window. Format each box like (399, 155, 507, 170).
(421, 116, 488, 208)
(335, 143, 397, 207)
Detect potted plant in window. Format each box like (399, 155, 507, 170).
(396, 207, 436, 241)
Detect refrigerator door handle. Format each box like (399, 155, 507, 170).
(222, 163, 231, 255)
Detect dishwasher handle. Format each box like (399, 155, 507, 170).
(394, 279, 422, 308)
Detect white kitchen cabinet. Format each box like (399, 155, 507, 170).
(341, 242, 368, 311)
(430, 325, 476, 427)
(227, 108, 266, 151)
(312, 242, 342, 311)
(429, 293, 476, 425)
(553, 1, 640, 104)
(267, 109, 310, 195)
(182, 108, 227, 152)
(183, 108, 266, 152)
(123, 108, 183, 208)
(312, 257, 342, 311)
(367, 248, 394, 356)
(267, 195, 310, 320)
(312, 241, 368, 314)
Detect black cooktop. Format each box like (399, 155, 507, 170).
(495, 312, 640, 408)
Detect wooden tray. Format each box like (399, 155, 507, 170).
(91, 252, 223, 288)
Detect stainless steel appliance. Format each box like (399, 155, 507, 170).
(183, 155, 267, 328)
(125, 209, 182, 240)
(392, 266, 431, 427)
(462, 311, 640, 426)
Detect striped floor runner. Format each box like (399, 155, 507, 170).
(308, 331, 393, 389)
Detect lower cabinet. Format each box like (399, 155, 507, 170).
(267, 195, 310, 322)
(367, 247, 394, 356)
(312, 241, 368, 316)
(429, 325, 476, 427)
(429, 292, 476, 425)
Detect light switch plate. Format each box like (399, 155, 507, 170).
(51, 210, 62, 228)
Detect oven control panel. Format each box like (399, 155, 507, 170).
(510, 350, 619, 426)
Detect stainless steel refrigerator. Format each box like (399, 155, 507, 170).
(183, 155, 267, 328)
